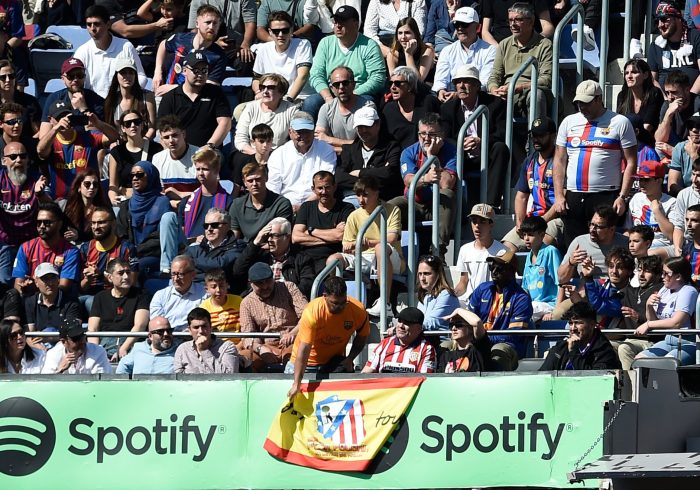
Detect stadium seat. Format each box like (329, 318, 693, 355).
(43, 78, 64, 94)
(26, 78, 36, 97)
(516, 358, 545, 371)
(30, 49, 74, 93)
(535, 320, 568, 357)
(222, 77, 253, 92)
(346, 280, 366, 306)
(46, 25, 91, 48)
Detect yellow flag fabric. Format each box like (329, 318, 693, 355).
(264, 377, 425, 472)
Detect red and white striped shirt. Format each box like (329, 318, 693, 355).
(365, 336, 435, 373)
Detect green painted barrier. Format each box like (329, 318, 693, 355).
(0, 375, 613, 488)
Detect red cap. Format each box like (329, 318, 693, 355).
(637, 159, 666, 178)
(61, 58, 85, 75)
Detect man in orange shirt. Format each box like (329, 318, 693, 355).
(287, 276, 369, 400)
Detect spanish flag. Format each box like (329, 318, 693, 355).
(264, 377, 424, 471)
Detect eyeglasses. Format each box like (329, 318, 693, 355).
(4, 152, 27, 160)
(0, 73, 16, 81)
(3, 118, 21, 126)
(130, 171, 146, 179)
(331, 80, 354, 89)
(260, 84, 277, 92)
(64, 71, 86, 81)
(390, 80, 407, 87)
(171, 270, 194, 278)
(9, 330, 25, 339)
(588, 222, 612, 230)
(187, 67, 209, 76)
(150, 327, 173, 336)
(269, 27, 291, 35)
(203, 222, 226, 229)
(418, 131, 440, 138)
(37, 219, 55, 227)
(508, 17, 528, 24)
(662, 270, 675, 277)
(83, 180, 98, 189)
(122, 119, 142, 128)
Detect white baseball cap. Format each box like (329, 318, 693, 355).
(352, 105, 379, 128)
(453, 7, 479, 24)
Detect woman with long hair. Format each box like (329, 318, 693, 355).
(107, 110, 162, 205)
(636, 256, 699, 365)
(103, 59, 157, 138)
(0, 320, 45, 374)
(416, 254, 461, 330)
(615, 59, 664, 133)
(63, 169, 112, 244)
(388, 17, 435, 81)
(364, 0, 427, 57)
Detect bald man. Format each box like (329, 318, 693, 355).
(115, 317, 177, 374)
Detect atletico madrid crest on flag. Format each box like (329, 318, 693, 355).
(264, 377, 425, 471)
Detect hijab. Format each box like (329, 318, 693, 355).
(128, 161, 167, 243)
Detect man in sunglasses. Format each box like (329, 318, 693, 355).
(467, 249, 532, 371)
(0, 142, 50, 286)
(185, 208, 243, 284)
(39, 58, 105, 141)
(116, 316, 177, 374)
(42, 318, 112, 374)
(0, 102, 38, 162)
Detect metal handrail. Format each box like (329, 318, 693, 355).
(25, 331, 282, 339)
(407, 156, 439, 305)
(552, 3, 585, 123)
(599, 0, 610, 88)
(645, 0, 653, 59)
(355, 205, 389, 334)
(623, 0, 632, 61)
(421, 329, 700, 337)
(310, 258, 340, 300)
(453, 104, 490, 265)
(504, 56, 538, 214)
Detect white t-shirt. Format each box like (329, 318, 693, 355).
(5, 347, 45, 374)
(252, 38, 314, 98)
(556, 109, 637, 193)
(42, 342, 112, 374)
(152, 144, 200, 192)
(456, 240, 507, 300)
(625, 192, 676, 247)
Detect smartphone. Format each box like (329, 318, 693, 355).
(68, 114, 89, 127)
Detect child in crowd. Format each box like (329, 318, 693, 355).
(520, 216, 561, 322)
(199, 269, 246, 349)
(628, 225, 654, 286)
(229, 123, 274, 187)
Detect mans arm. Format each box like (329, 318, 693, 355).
(209, 116, 232, 147)
(87, 316, 101, 345)
(487, 44, 505, 94)
(288, 340, 311, 399)
(111, 18, 173, 40)
(614, 145, 638, 215)
(354, 41, 386, 97)
(288, 66, 311, 100)
(212, 342, 239, 373)
(115, 348, 135, 374)
(309, 42, 333, 102)
(481, 17, 499, 46)
(655, 102, 677, 144)
(584, 280, 622, 318)
(552, 145, 568, 214)
(37, 117, 68, 159)
(341, 333, 369, 373)
(535, 39, 553, 89)
(453, 272, 468, 297)
(513, 191, 528, 231)
(118, 308, 150, 358)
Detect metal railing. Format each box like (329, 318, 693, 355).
(310, 257, 340, 300)
(599, 0, 610, 88)
(407, 156, 440, 306)
(453, 105, 490, 265)
(552, 3, 585, 123)
(622, 0, 654, 62)
(25, 331, 281, 339)
(355, 205, 389, 334)
(504, 56, 539, 214)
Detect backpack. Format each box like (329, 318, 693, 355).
(28, 33, 73, 50)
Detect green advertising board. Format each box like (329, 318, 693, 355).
(0, 374, 613, 489)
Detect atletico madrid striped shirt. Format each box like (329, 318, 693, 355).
(365, 336, 435, 373)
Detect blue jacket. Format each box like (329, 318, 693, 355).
(424, 0, 469, 45)
(468, 280, 533, 357)
(584, 279, 623, 326)
(418, 289, 462, 331)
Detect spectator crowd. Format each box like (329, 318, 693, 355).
(2, 0, 700, 381)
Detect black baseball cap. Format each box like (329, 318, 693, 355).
(332, 6, 360, 22)
(529, 117, 557, 136)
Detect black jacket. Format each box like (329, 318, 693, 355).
(336, 139, 403, 201)
(440, 91, 507, 147)
(231, 241, 315, 298)
(115, 199, 161, 258)
(539, 330, 621, 371)
(184, 232, 246, 285)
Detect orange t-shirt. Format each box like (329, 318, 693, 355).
(290, 296, 370, 366)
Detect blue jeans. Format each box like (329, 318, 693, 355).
(434, 28, 454, 55)
(640, 334, 697, 366)
(301, 93, 325, 120)
(0, 243, 17, 287)
(159, 212, 185, 272)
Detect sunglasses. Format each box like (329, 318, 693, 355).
(390, 80, 407, 87)
(419, 254, 442, 265)
(269, 27, 291, 35)
(37, 219, 55, 227)
(261, 84, 277, 92)
(131, 171, 146, 179)
(150, 327, 173, 336)
(9, 330, 25, 339)
(203, 222, 226, 230)
(3, 118, 21, 126)
(0, 73, 16, 81)
(488, 263, 506, 272)
(331, 80, 354, 89)
(4, 152, 27, 160)
(82, 180, 98, 188)
(450, 322, 469, 329)
(187, 67, 209, 76)
(64, 71, 86, 81)
(122, 119, 142, 128)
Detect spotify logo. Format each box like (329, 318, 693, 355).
(0, 397, 56, 476)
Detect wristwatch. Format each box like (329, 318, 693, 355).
(307, 227, 315, 236)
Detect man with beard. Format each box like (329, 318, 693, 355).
(79, 207, 139, 298)
(38, 58, 105, 140)
(42, 318, 112, 374)
(503, 117, 563, 252)
(292, 171, 354, 274)
(154, 5, 228, 95)
(440, 65, 509, 207)
(0, 142, 49, 286)
(315, 66, 376, 154)
(671, 160, 700, 254)
(467, 249, 533, 371)
(655, 71, 700, 158)
(88, 258, 150, 361)
(116, 316, 177, 374)
(157, 50, 232, 148)
(239, 262, 307, 371)
(335, 106, 403, 202)
(12, 202, 81, 296)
